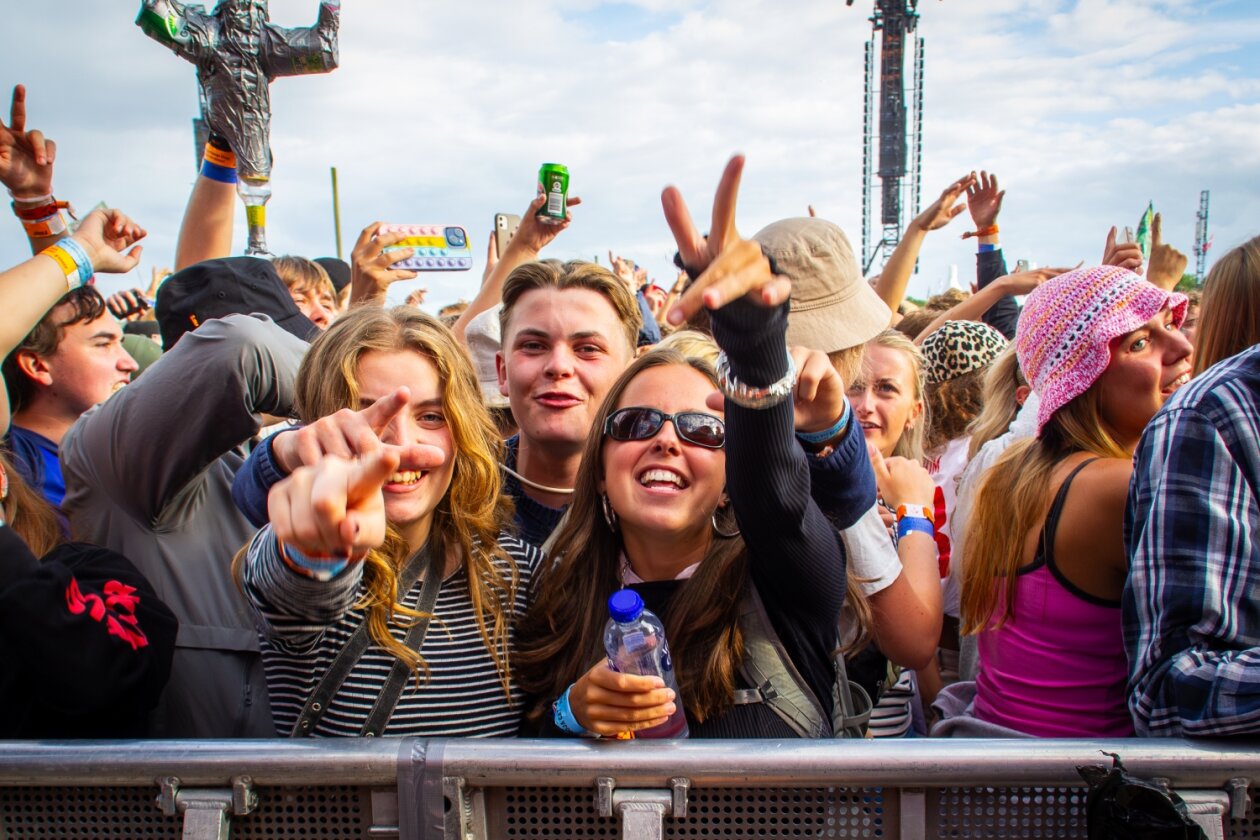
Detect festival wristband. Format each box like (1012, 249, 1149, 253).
(22, 212, 67, 239)
(40, 238, 94, 291)
(961, 225, 999, 240)
(200, 142, 238, 184)
(896, 503, 934, 522)
(896, 516, 935, 541)
(552, 685, 596, 737)
(279, 540, 353, 582)
(796, 398, 851, 445)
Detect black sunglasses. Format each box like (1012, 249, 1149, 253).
(603, 407, 725, 449)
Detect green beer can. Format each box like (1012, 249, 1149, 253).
(537, 163, 569, 225)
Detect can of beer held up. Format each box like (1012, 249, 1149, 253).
(537, 163, 569, 225)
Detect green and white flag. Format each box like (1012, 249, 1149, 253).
(1135, 201, 1154, 261)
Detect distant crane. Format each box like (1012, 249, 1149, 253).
(1194, 189, 1211, 284)
(849, 0, 926, 275)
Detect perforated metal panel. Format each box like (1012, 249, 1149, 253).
(0, 785, 373, 839)
(1225, 792, 1260, 839)
(931, 785, 1085, 839)
(493, 786, 886, 839)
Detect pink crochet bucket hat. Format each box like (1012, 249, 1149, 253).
(1015, 266, 1187, 436)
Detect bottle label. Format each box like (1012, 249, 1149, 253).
(623, 630, 647, 654)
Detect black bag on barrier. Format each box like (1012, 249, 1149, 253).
(1077, 752, 1207, 840)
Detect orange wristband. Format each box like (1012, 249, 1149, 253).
(202, 143, 237, 169)
(961, 225, 999, 240)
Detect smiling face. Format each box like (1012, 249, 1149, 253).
(498, 286, 636, 455)
(1095, 306, 1194, 449)
(599, 364, 726, 547)
(848, 342, 923, 459)
(40, 307, 138, 418)
(290, 283, 337, 331)
(354, 349, 455, 545)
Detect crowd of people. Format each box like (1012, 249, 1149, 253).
(3, 81, 1259, 743)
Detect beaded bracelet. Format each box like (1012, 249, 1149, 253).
(40, 238, 94, 291)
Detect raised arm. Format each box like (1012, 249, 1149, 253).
(873, 174, 974, 316)
(912, 267, 1067, 344)
(60, 314, 305, 527)
(0, 85, 67, 255)
(174, 135, 237, 270)
(0, 209, 145, 431)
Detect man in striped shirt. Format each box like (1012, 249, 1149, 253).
(1124, 343, 1260, 736)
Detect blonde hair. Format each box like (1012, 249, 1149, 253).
(243, 307, 517, 692)
(656, 329, 719, 367)
(272, 255, 336, 300)
(859, 330, 928, 464)
(1194, 236, 1260, 376)
(960, 388, 1129, 634)
(499, 260, 642, 354)
(966, 345, 1026, 460)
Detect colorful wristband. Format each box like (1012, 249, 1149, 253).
(41, 238, 94, 291)
(961, 225, 999, 240)
(200, 142, 238, 184)
(977, 243, 997, 253)
(896, 503, 934, 522)
(796, 398, 852, 445)
(22, 212, 67, 239)
(896, 516, 935, 541)
(279, 541, 352, 582)
(552, 684, 596, 737)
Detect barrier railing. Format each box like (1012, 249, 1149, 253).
(1, 738, 1258, 839)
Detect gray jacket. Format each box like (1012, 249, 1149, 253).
(60, 315, 306, 738)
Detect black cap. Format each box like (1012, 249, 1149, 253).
(122, 320, 161, 339)
(155, 257, 319, 350)
(313, 256, 352, 294)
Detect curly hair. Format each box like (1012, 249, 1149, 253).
(925, 366, 987, 454)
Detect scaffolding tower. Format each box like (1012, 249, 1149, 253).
(1194, 189, 1211, 284)
(854, 0, 925, 275)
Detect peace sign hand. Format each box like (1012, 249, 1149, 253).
(0, 85, 55, 199)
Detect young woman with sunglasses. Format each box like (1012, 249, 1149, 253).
(516, 158, 872, 737)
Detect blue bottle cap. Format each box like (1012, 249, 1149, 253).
(608, 589, 645, 623)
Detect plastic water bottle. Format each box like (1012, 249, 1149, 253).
(603, 589, 689, 739)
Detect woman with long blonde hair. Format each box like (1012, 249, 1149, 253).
(952, 266, 1191, 737)
(236, 306, 538, 736)
(1193, 235, 1260, 377)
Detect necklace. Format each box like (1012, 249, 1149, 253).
(500, 463, 575, 496)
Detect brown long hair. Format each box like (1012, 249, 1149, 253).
(960, 387, 1129, 634)
(0, 450, 63, 556)
(515, 349, 750, 723)
(1194, 236, 1260, 376)
(240, 306, 517, 692)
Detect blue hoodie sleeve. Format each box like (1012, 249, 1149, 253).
(231, 430, 294, 527)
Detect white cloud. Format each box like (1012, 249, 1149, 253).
(1, 0, 1256, 305)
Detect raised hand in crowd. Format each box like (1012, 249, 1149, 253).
(608, 251, 636, 290)
(788, 346, 849, 439)
(1145, 212, 1189, 291)
(871, 173, 976, 317)
(1102, 226, 1143, 273)
(965, 170, 1004, 232)
(267, 448, 399, 561)
(662, 154, 790, 326)
(105, 288, 152, 321)
(349, 221, 421, 306)
(451, 190, 581, 342)
(0, 85, 54, 201)
(480, 229, 498, 288)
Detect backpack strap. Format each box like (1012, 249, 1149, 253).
(830, 649, 873, 739)
(290, 543, 437, 737)
(733, 585, 829, 738)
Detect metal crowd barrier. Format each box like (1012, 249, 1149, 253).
(1, 738, 1258, 839)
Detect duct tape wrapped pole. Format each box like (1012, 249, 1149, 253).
(137, 0, 341, 256)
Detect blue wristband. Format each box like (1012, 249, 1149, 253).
(896, 516, 935, 541)
(200, 159, 239, 184)
(55, 236, 96, 289)
(279, 541, 351, 582)
(977, 243, 997, 253)
(552, 685, 596, 737)
(796, 398, 851, 445)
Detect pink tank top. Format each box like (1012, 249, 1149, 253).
(973, 459, 1135, 737)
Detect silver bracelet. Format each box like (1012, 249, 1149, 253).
(716, 349, 797, 410)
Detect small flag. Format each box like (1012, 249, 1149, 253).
(1135, 202, 1154, 261)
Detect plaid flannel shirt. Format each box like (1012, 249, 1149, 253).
(1124, 344, 1260, 736)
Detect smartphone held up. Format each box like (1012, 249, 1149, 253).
(379, 225, 473, 271)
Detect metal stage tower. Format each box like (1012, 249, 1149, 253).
(1194, 189, 1211, 284)
(851, 0, 925, 275)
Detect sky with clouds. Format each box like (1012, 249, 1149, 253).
(2, 0, 1258, 307)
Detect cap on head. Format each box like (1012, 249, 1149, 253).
(313, 257, 351, 294)
(921, 320, 1008, 385)
(465, 304, 510, 409)
(155, 256, 319, 351)
(1015, 265, 1187, 436)
(753, 217, 891, 353)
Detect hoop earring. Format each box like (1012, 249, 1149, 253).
(712, 510, 740, 539)
(601, 493, 619, 532)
